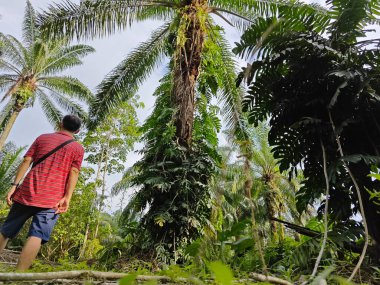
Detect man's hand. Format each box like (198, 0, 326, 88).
(54, 197, 70, 214)
(6, 186, 17, 207)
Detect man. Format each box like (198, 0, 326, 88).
(0, 115, 84, 270)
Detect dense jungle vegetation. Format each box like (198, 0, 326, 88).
(1, 0, 380, 284)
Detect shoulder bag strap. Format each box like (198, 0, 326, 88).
(32, 139, 75, 169)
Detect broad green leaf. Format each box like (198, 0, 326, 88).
(208, 261, 233, 285)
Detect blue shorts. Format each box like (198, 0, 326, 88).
(1, 202, 59, 244)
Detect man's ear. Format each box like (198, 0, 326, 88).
(73, 129, 80, 134)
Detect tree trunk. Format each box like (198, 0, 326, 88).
(94, 144, 110, 239)
(0, 110, 21, 152)
(265, 189, 278, 240)
(172, 0, 207, 146)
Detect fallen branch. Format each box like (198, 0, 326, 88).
(0, 261, 17, 265)
(0, 271, 176, 282)
(0, 270, 294, 285)
(249, 272, 293, 285)
(270, 217, 320, 238)
(2, 249, 21, 254)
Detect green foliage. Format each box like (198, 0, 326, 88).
(131, 141, 216, 262)
(109, 70, 218, 261)
(0, 142, 25, 196)
(208, 261, 233, 285)
(235, 0, 380, 247)
(368, 167, 380, 206)
(333, 276, 357, 285)
(119, 273, 138, 285)
(29, 259, 91, 272)
(83, 99, 142, 176)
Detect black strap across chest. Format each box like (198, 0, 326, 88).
(32, 139, 75, 169)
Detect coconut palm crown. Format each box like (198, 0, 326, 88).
(0, 1, 94, 151)
(37, 0, 328, 146)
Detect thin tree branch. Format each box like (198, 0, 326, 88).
(302, 141, 330, 285)
(328, 110, 369, 281)
(211, 11, 234, 26)
(249, 272, 293, 285)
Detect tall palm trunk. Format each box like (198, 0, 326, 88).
(0, 110, 21, 152)
(243, 157, 267, 273)
(265, 188, 278, 240)
(172, 0, 207, 146)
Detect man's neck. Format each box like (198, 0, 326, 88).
(58, 129, 74, 137)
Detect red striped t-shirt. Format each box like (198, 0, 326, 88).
(13, 131, 84, 208)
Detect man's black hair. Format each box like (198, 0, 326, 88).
(62, 115, 81, 133)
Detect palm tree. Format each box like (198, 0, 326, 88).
(0, 142, 25, 196)
(248, 123, 303, 242)
(0, 1, 94, 151)
(37, 0, 328, 145)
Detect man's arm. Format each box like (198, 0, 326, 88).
(6, 157, 33, 206)
(54, 167, 80, 214)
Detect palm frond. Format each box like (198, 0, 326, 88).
(0, 75, 18, 93)
(0, 145, 25, 196)
(39, 88, 88, 122)
(22, 0, 38, 47)
(122, 189, 149, 220)
(0, 58, 21, 75)
(209, 7, 255, 31)
(327, 0, 380, 43)
(30, 41, 49, 75)
(233, 10, 331, 64)
(111, 166, 138, 196)
(122, 3, 175, 22)
(206, 27, 250, 145)
(210, 0, 329, 23)
(37, 0, 175, 40)
(37, 90, 63, 127)
(0, 34, 27, 68)
(89, 22, 170, 128)
(0, 99, 16, 134)
(37, 44, 95, 76)
(39, 76, 94, 103)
